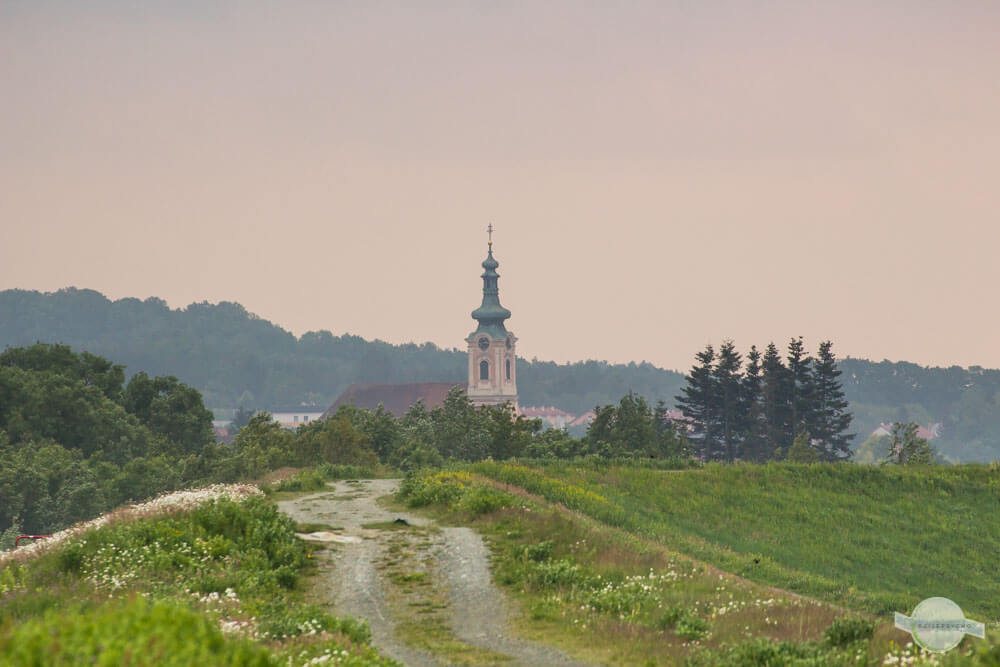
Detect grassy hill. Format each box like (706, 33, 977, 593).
(463, 461, 1000, 620)
(399, 461, 1000, 663)
(3, 463, 998, 664)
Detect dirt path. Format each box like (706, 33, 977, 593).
(278, 479, 586, 666)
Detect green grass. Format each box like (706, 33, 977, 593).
(0, 495, 395, 665)
(398, 465, 999, 665)
(468, 461, 1000, 621)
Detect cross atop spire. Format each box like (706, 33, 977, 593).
(487, 223, 494, 246)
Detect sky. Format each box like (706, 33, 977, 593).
(2, 1, 999, 372)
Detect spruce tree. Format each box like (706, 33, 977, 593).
(760, 342, 790, 459)
(675, 345, 717, 460)
(811, 340, 854, 460)
(713, 340, 744, 462)
(741, 345, 768, 462)
(785, 336, 815, 447)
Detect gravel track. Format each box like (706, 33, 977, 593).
(278, 479, 587, 666)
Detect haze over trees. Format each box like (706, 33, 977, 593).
(0, 288, 682, 415)
(2, 288, 1000, 461)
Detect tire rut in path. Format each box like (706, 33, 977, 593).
(278, 479, 587, 666)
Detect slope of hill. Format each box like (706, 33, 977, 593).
(400, 463, 1000, 663)
(462, 461, 1000, 620)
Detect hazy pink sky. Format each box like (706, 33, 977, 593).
(2, 2, 999, 372)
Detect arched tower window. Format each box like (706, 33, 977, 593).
(479, 360, 489, 380)
(505, 359, 511, 380)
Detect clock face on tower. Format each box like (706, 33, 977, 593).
(478, 337, 490, 351)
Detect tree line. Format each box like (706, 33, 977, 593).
(7, 288, 1000, 462)
(0, 344, 215, 536)
(675, 338, 854, 462)
(0, 343, 690, 538)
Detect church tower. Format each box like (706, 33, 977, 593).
(467, 226, 518, 409)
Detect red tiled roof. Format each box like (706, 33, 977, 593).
(322, 382, 465, 418)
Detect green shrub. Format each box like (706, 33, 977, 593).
(397, 471, 470, 507)
(528, 558, 590, 588)
(253, 601, 370, 644)
(0, 519, 21, 552)
(520, 540, 554, 563)
(269, 469, 328, 493)
(824, 615, 876, 646)
(458, 486, 512, 516)
(0, 597, 276, 666)
(655, 605, 687, 629)
(315, 463, 378, 480)
(675, 613, 710, 641)
(687, 637, 852, 666)
(655, 605, 709, 640)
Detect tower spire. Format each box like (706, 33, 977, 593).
(470, 228, 510, 337)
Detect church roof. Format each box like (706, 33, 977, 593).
(322, 382, 465, 418)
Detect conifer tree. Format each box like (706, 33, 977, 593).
(785, 336, 815, 447)
(811, 340, 854, 460)
(740, 345, 768, 462)
(713, 340, 744, 461)
(675, 345, 717, 460)
(760, 342, 790, 459)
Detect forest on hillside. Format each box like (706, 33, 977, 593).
(0, 289, 683, 414)
(2, 288, 999, 461)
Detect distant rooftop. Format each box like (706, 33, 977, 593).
(323, 382, 465, 418)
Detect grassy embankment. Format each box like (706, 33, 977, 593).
(468, 461, 1000, 619)
(398, 463, 1000, 665)
(0, 484, 395, 666)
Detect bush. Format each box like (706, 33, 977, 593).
(655, 605, 710, 640)
(397, 471, 471, 507)
(269, 469, 328, 493)
(529, 559, 590, 588)
(315, 463, 378, 480)
(520, 540, 554, 563)
(675, 613, 710, 641)
(254, 601, 370, 644)
(458, 486, 512, 516)
(0, 597, 276, 666)
(0, 519, 21, 552)
(824, 615, 876, 647)
(687, 637, 857, 666)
